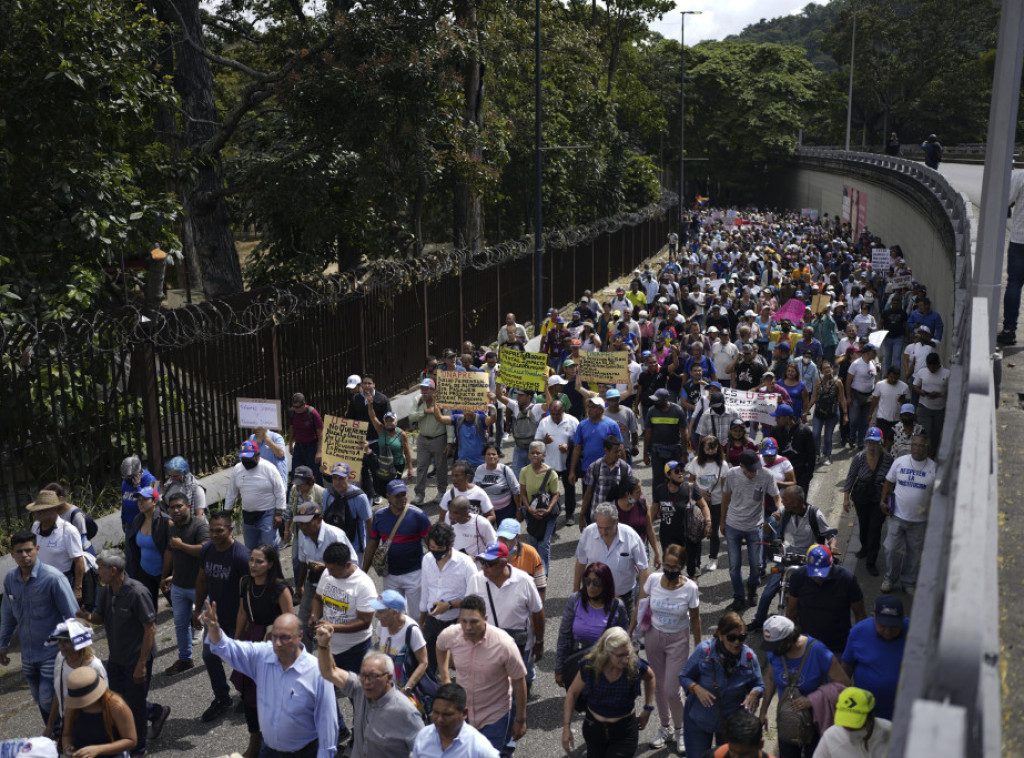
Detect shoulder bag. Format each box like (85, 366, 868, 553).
(776, 640, 818, 745)
(370, 506, 408, 578)
(485, 582, 530, 654)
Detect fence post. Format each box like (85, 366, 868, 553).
(459, 270, 466, 347)
(359, 301, 367, 374)
(262, 325, 281, 402)
(495, 266, 501, 326)
(423, 282, 431, 355)
(136, 343, 164, 481)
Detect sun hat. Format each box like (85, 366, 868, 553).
(25, 490, 62, 512)
(66, 667, 108, 709)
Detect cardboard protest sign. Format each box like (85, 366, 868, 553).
(498, 348, 547, 392)
(722, 388, 779, 426)
(436, 370, 490, 412)
(773, 298, 807, 324)
(321, 415, 368, 481)
(811, 294, 831, 315)
(889, 274, 912, 289)
(236, 398, 282, 430)
(871, 248, 891, 269)
(578, 351, 629, 384)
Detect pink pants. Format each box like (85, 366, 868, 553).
(644, 625, 691, 729)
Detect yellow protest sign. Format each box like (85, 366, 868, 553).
(436, 370, 490, 412)
(498, 348, 548, 392)
(578, 351, 629, 384)
(321, 415, 368, 481)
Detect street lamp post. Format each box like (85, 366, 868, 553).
(844, 3, 856, 152)
(680, 10, 702, 228)
(534, 0, 544, 330)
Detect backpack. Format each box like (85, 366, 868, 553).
(377, 430, 399, 480)
(512, 404, 539, 449)
(778, 505, 824, 546)
(67, 506, 99, 541)
(682, 486, 706, 543)
(323, 485, 367, 552)
(775, 640, 818, 745)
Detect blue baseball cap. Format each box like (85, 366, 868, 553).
(239, 441, 259, 459)
(496, 519, 521, 539)
(605, 388, 621, 399)
(330, 462, 351, 478)
(900, 403, 916, 415)
(386, 479, 408, 495)
(476, 541, 510, 562)
(865, 426, 884, 443)
(771, 404, 794, 418)
(760, 437, 778, 455)
(806, 544, 833, 578)
(368, 590, 407, 611)
(134, 486, 159, 500)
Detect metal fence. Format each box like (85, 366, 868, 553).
(797, 148, 1000, 758)
(0, 203, 675, 529)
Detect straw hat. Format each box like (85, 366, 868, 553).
(26, 490, 62, 512)
(66, 667, 108, 709)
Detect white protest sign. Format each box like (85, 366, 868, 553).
(722, 388, 779, 426)
(868, 329, 889, 348)
(871, 248, 891, 269)
(237, 398, 283, 430)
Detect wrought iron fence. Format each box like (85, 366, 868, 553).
(0, 198, 676, 529)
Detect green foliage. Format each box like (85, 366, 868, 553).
(0, 0, 186, 322)
(727, 3, 841, 71)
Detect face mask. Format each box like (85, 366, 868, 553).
(429, 549, 449, 562)
(802, 356, 811, 365)
(241, 457, 259, 470)
(663, 568, 682, 580)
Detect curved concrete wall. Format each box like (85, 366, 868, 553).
(779, 153, 960, 355)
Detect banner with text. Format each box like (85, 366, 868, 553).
(578, 351, 629, 384)
(436, 370, 490, 412)
(498, 348, 548, 392)
(722, 388, 780, 426)
(889, 274, 912, 289)
(321, 416, 368, 481)
(871, 247, 891, 270)
(236, 398, 282, 430)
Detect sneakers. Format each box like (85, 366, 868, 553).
(201, 697, 232, 722)
(905, 585, 916, 597)
(880, 579, 895, 592)
(997, 329, 1017, 345)
(412, 495, 425, 506)
(651, 725, 672, 749)
(705, 558, 718, 572)
(162, 659, 194, 676)
(746, 619, 764, 633)
(147, 705, 170, 740)
(675, 728, 685, 754)
(729, 597, 747, 612)
(823, 458, 832, 466)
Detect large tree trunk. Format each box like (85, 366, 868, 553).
(158, 0, 243, 299)
(452, 0, 483, 252)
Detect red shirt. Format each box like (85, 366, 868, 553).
(288, 406, 324, 445)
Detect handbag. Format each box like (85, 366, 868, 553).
(524, 468, 558, 542)
(631, 596, 652, 641)
(370, 505, 408, 578)
(485, 582, 529, 654)
(776, 640, 818, 745)
(683, 487, 707, 543)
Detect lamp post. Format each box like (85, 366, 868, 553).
(680, 10, 702, 227)
(844, 2, 856, 152)
(534, 0, 544, 330)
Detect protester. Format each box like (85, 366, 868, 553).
(43, 619, 106, 742)
(812, 686, 892, 758)
(160, 492, 209, 676)
(224, 441, 286, 548)
(412, 683, 500, 758)
(60, 667, 137, 758)
(841, 596, 907, 722)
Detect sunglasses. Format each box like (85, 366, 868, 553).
(582, 578, 603, 587)
(724, 633, 748, 643)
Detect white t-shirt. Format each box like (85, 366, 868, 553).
(913, 366, 950, 410)
(643, 573, 700, 634)
(885, 454, 937, 522)
(847, 357, 878, 394)
(535, 414, 579, 471)
(376, 616, 427, 658)
(315, 568, 378, 654)
(438, 484, 494, 517)
(53, 653, 107, 718)
(903, 342, 934, 375)
(685, 459, 729, 505)
(32, 519, 85, 574)
(871, 380, 909, 421)
(763, 456, 794, 484)
(443, 513, 496, 557)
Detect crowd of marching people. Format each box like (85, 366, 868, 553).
(2, 207, 948, 758)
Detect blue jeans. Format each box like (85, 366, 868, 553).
(22, 656, 56, 722)
(242, 509, 277, 548)
(1003, 240, 1024, 332)
(170, 584, 196, 660)
(524, 517, 558, 576)
(725, 525, 762, 600)
(883, 337, 904, 373)
(848, 391, 871, 447)
(478, 709, 515, 758)
(511, 446, 530, 478)
(753, 571, 783, 623)
(683, 709, 718, 758)
(884, 517, 927, 589)
(812, 415, 838, 458)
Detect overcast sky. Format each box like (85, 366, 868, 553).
(649, 0, 827, 44)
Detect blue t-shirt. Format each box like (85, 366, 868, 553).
(135, 531, 163, 577)
(121, 469, 156, 526)
(841, 617, 908, 720)
(369, 505, 430, 576)
(454, 412, 488, 467)
(574, 418, 623, 471)
(767, 635, 835, 695)
(783, 381, 808, 417)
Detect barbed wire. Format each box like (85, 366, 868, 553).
(1, 192, 677, 358)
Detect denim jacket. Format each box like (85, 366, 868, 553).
(680, 639, 764, 733)
(0, 561, 79, 663)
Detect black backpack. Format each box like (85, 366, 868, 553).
(323, 486, 367, 552)
(67, 506, 99, 541)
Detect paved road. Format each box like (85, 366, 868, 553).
(0, 432, 864, 757)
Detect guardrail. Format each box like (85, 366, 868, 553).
(795, 148, 1000, 758)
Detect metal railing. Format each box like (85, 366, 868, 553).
(796, 147, 999, 758)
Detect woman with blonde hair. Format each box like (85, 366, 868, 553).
(61, 667, 136, 758)
(562, 626, 656, 758)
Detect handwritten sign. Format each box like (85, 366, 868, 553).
(800, 208, 819, 220)
(810, 294, 831, 315)
(498, 348, 548, 392)
(436, 370, 490, 412)
(871, 248, 891, 270)
(236, 398, 282, 430)
(321, 416, 368, 481)
(772, 298, 808, 324)
(889, 274, 912, 289)
(722, 388, 779, 426)
(578, 352, 629, 384)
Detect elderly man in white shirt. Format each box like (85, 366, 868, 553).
(420, 522, 479, 677)
(224, 440, 286, 547)
(573, 502, 650, 615)
(534, 400, 580, 524)
(292, 501, 355, 650)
